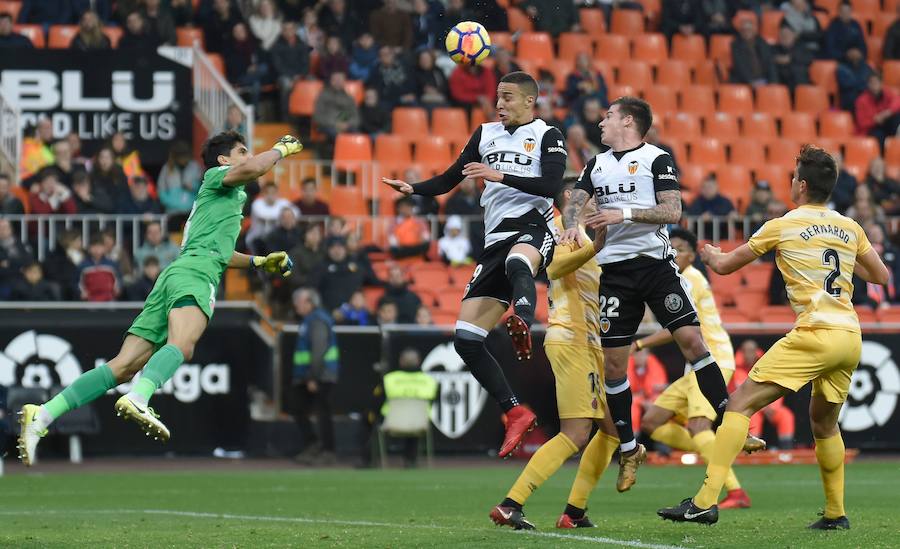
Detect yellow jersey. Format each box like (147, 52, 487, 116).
(545, 217, 602, 348)
(681, 265, 735, 370)
(747, 204, 873, 333)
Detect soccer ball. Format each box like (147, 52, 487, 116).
(445, 21, 492, 66)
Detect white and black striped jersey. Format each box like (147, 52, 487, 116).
(575, 143, 680, 265)
(410, 118, 567, 250)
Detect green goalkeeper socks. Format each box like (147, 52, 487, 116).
(131, 344, 185, 404)
(43, 364, 116, 420)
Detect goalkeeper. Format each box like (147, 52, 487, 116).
(17, 131, 302, 465)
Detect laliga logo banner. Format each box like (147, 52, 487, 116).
(0, 330, 83, 388)
(840, 341, 900, 432)
(422, 342, 487, 439)
(0, 50, 192, 165)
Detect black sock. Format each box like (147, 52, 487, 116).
(604, 376, 635, 446)
(692, 353, 729, 425)
(501, 497, 522, 511)
(564, 504, 585, 519)
(506, 256, 536, 327)
(454, 330, 519, 412)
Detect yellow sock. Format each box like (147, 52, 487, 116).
(693, 430, 741, 491)
(566, 431, 619, 509)
(507, 432, 579, 505)
(694, 412, 750, 508)
(815, 433, 846, 519)
(651, 423, 695, 451)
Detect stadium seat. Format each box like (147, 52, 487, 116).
(176, 26, 204, 48)
(391, 107, 429, 143)
(671, 34, 706, 64)
(872, 14, 898, 39)
(595, 34, 630, 65)
(693, 60, 720, 86)
(809, 60, 838, 100)
(743, 263, 773, 290)
(363, 286, 386, 312)
(679, 85, 716, 115)
(884, 61, 900, 90)
(414, 135, 452, 175)
(608, 83, 638, 99)
(411, 268, 451, 288)
(0, 1, 22, 22)
(579, 8, 607, 37)
(855, 306, 878, 324)
(374, 134, 412, 179)
(718, 84, 754, 115)
(851, 0, 880, 18)
(704, 112, 740, 141)
(334, 133, 372, 166)
(689, 138, 726, 165)
(491, 31, 513, 53)
(616, 61, 653, 91)
(720, 309, 749, 324)
(288, 80, 323, 117)
(793, 85, 830, 114)
(449, 264, 477, 287)
(592, 60, 615, 84)
(765, 138, 801, 168)
(780, 112, 818, 142)
(664, 112, 702, 141)
(610, 9, 644, 36)
(546, 60, 575, 92)
(436, 287, 465, 313)
(886, 137, 900, 166)
(344, 80, 364, 105)
(754, 84, 792, 116)
(507, 7, 534, 33)
(741, 112, 777, 139)
(517, 32, 554, 68)
(47, 25, 77, 48)
(328, 184, 369, 217)
(679, 164, 705, 191)
(754, 164, 794, 203)
(761, 10, 783, 43)
(818, 111, 854, 138)
(759, 306, 797, 324)
(632, 33, 668, 65)
(709, 34, 733, 65)
(843, 137, 880, 176)
(559, 32, 594, 61)
(655, 60, 692, 89)
(876, 306, 900, 323)
(431, 107, 470, 149)
(103, 26, 123, 48)
(728, 138, 766, 170)
(642, 86, 677, 116)
(868, 36, 883, 66)
(815, 0, 840, 17)
(812, 137, 842, 158)
(714, 165, 753, 207)
(734, 291, 769, 321)
(13, 25, 44, 47)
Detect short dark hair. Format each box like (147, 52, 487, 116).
(611, 96, 653, 137)
(555, 176, 578, 210)
(669, 227, 698, 251)
(302, 177, 317, 187)
(89, 233, 105, 247)
(0, 12, 12, 21)
(796, 144, 837, 203)
(143, 255, 160, 268)
(0, 172, 10, 182)
(201, 130, 245, 170)
(499, 71, 539, 100)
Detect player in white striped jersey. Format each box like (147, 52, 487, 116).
(383, 72, 567, 458)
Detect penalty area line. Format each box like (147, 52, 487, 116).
(0, 509, 688, 549)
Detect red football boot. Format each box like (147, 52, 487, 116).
(498, 405, 537, 458)
(719, 488, 751, 509)
(556, 513, 596, 528)
(505, 314, 532, 361)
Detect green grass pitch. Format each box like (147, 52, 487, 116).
(1, 460, 898, 548)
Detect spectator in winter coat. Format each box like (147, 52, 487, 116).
(270, 21, 311, 119)
(367, 46, 417, 109)
(730, 17, 777, 86)
(378, 265, 422, 323)
(884, 4, 900, 61)
(313, 71, 360, 140)
(823, 2, 866, 63)
(773, 26, 813, 91)
(438, 215, 473, 266)
(854, 73, 900, 146)
(29, 170, 76, 216)
(449, 64, 496, 115)
(125, 255, 161, 301)
(368, 0, 412, 49)
(10, 262, 58, 301)
(77, 234, 122, 302)
(134, 221, 180, 270)
(70, 10, 112, 51)
(157, 141, 202, 216)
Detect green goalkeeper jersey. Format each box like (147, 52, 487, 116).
(179, 166, 248, 278)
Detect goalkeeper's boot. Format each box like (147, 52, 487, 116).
(556, 512, 596, 529)
(743, 434, 766, 454)
(718, 488, 751, 509)
(616, 443, 647, 492)
(498, 405, 536, 458)
(808, 514, 850, 530)
(17, 404, 47, 467)
(489, 505, 535, 530)
(657, 498, 719, 525)
(115, 395, 170, 442)
(505, 314, 532, 361)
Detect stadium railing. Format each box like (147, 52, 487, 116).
(0, 85, 22, 184)
(192, 42, 254, 150)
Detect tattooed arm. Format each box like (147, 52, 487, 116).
(632, 189, 682, 224)
(562, 188, 590, 229)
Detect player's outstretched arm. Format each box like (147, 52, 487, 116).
(223, 135, 303, 186)
(229, 251, 293, 277)
(560, 188, 590, 246)
(632, 329, 674, 354)
(699, 243, 757, 275)
(385, 127, 485, 197)
(854, 248, 890, 285)
(546, 227, 603, 279)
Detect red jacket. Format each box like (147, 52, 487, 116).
(627, 354, 668, 401)
(854, 88, 900, 135)
(29, 191, 76, 215)
(449, 66, 496, 105)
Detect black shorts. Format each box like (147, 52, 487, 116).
(598, 256, 699, 347)
(462, 214, 554, 305)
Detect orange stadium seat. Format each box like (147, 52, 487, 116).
(47, 25, 77, 48)
(794, 85, 830, 114)
(851, 0, 880, 17)
(0, 1, 22, 22)
(714, 165, 753, 206)
(391, 107, 428, 142)
(809, 60, 838, 99)
(720, 309, 749, 324)
(491, 31, 513, 53)
(344, 80, 364, 105)
(411, 268, 451, 288)
(679, 164, 705, 191)
(507, 7, 534, 33)
(818, 111, 854, 138)
(704, 112, 740, 141)
(855, 306, 878, 324)
(579, 8, 607, 37)
(709, 34, 733, 64)
(592, 60, 615, 84)
(884, 61, 900, 90)
(103, 26, 123, 48)
(288, 80, 323, 116)
(334, 133, 372, 166)
(760, 306, 797, 324)
(679, 85, 716, 115)
(616, 61, 653, 91)
(812, 137, 842, 158)
(13, 25, 44, 47)
(734, 291, 768, 321)
(766, 138, 801, 167)
(363, 286, 386, 312)
(642, 86, 677, 115)
(559, 32, 594, 61)
(742, 112, 777, 139)
(431, 107, 470, 149)
(815, 0, 840, 17)
(761, 10, 783, 43)
(610, 9, 644, 36)
(693, 59, 720, 86)
(655, 59, 692, 89)
(206, 53, 225, 76)
(754, 165, 794, 203)
(632, 33, 668, 65)
(718, 84, 754, 115)
(876, 306, 900, 323)
(754, 84, 792, 116)
(176, 26, 204, 48)
(868, 36, 883, 67)
(609, 83, 638, 100)
(374, 134, 412, 179)
(728, 138, 766, 170)
(450, 264, 477, 286)
(547, 60, 575, 92)
(328, 185, 368, 217)
(414, 135, 452, 175)
(671, 34, 706, 64)
(664, 112, 702, 141)
(517, 32, 554, 67)
(689, 138, 726, 165)
(780, 112, 818, 142)
(886, 137, 900, 165)
(595, 34, 630, 65)
(873, 14, 898, 39)
(743, 263, 774, 290)
(843, 137, 880, 175)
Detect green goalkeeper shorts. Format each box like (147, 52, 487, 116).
(127, 256, 223, 348)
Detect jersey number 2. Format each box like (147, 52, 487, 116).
(598, 296, 620, 317)
(822, 248, 841, 297)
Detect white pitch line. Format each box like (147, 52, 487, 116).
(0, 509, 689, 549)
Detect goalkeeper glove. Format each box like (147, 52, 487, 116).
(251, 251, 294, 277)
(272, 135, 303, 158)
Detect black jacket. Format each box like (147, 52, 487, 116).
(730, 36, 777, 84)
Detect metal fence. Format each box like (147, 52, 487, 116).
(0, 86, 21, 184)
(191, 43, 254, 150)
